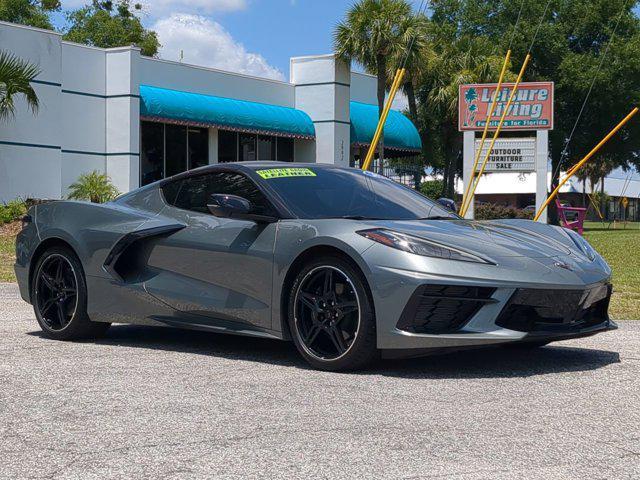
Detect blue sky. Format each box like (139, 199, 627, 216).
(53, 1, 423, 81)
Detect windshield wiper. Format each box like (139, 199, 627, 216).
(336, 215, 384, 220)
(415, 216, 458, 220)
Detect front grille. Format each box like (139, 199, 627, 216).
(495, 284, 612, 333)
(397, 285, 497, 334)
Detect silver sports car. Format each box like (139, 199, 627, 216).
(15, 162, 616, 371)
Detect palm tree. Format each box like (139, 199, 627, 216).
(68, 171, 120, 203)
(386, 12, 430, 122)
(334, 0, 417, 172)
(0, 50, 40, 121)
(418, 36, 511, 197)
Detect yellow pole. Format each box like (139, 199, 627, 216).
(459, 50, 512, 215)
(460, 54, 531, 217)
(362, 68, 407, 171)
(361, 68, 402, 171)
(534, 107, 639, 222)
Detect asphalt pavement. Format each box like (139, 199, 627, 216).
(1, 282, 638, 479)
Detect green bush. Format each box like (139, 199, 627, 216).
(68, 171, 120, 203)
(419, 180, 444, 200)
(0, 199, 27, 224)
(475, 203, 533, 220)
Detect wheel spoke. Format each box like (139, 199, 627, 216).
(304, 325, 322, 346)
(56, 302, 67, 327)
(336, 300, 358, 315)
(323, 269, 333, 295)
(41, 297, 57, 314)
(54, 258, 64, 283)
(299, 292, 317, 312)
(40, 273, 56, 291)
(327, 326, 347, 354)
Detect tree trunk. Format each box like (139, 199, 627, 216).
(406, 80, 418, 121)
(376, 55, 386, 174)
(600, 176, 606, 219)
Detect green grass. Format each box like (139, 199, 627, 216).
(0, 221, 638, 319)
(583, 222, 640, 320)
(0, 234, 16, 282)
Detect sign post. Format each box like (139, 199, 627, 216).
(459, 82, 554, 221)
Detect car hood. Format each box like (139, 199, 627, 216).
(362, 218, 578, 259)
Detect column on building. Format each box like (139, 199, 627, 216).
(105, 47, 141, 193)
(290, 54, 351, 166)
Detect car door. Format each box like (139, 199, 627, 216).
(143, 170, 278, 331)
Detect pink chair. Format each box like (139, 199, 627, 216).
(555, 199, 587, 235)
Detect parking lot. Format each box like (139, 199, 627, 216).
(1, 282, 639, 479)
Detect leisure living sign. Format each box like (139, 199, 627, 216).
(459, 81, 554, 131)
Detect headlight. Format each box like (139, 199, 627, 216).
(565, 229, 597, 261)
(357, 228, 494, 264)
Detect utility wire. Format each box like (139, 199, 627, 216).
(526, 0, 552, 56)
(399, 0, 428, 71)
(507, 0, 526, 52)
(552, 0, 629, 181)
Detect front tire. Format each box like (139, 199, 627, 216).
(288, 255, 377, 371)
(32, 246, 110, 340)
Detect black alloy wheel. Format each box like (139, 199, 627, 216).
(35, 254, 78, 331)
(288, 256, 378, 371)
(32, 247, 111, 340)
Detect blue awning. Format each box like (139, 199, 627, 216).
(350, 101, 422, 152)
(140, 85, 315, 139)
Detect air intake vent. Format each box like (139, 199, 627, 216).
(495, 284, 611, 333)
(397, 285, 497, 334)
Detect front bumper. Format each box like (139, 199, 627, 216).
(363, 246, 615, 352)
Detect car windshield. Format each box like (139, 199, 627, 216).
(256, 167, 457, 220)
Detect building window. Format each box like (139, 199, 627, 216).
(165, 124, 187, 177)
(239, 133, 257, 161)
(141, 121, 165, 186)
(258, 135, 276, 160)
(277, 137, 294, 162)
(140, 121, 210, 186)
(218, 129, 295, 163)
(188, 127, 209, 169)
(218, 129, 238, 163)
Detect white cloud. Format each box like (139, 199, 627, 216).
(391, 91, 409, 112)
(153, 13, 285, 81)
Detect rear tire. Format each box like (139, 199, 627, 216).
(288, 255, 378, 371)
(32, 246, 110, 340)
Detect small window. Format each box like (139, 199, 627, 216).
(165, 124, 188, 177)
(188, 127, 209, 169)
(218, 129, 237, 163)
(172, 171, 276, 217)
(277, 137, 294, 162)
(239, 133, 257, 161)
(257, 135, 276, 160)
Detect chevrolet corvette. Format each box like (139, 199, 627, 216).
(15, 162, 616, 370)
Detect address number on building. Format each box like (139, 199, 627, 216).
(474, 138, 536, 173)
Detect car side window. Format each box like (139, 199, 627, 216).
(170, 171, 276, 216)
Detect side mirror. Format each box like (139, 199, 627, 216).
(207, 194, 251, 218)
(437, 197, 457, 212)
(206, 194, 278, 223)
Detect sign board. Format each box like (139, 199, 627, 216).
(474, 138, 536, 172)
(459, 82, 554, 131)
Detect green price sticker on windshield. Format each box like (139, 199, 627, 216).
(256, 168, 316, 179)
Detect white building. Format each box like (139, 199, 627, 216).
(0, 21, 421, 202)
